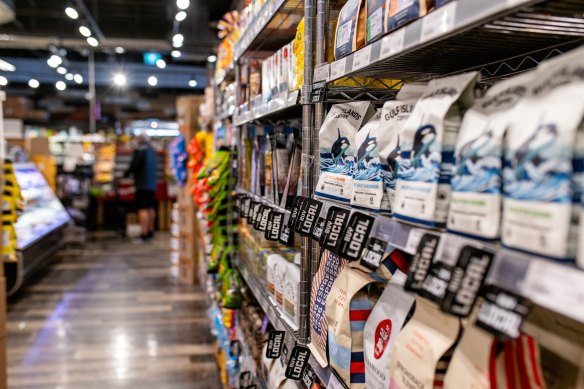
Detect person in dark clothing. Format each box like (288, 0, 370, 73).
(125, 134, 157, 242)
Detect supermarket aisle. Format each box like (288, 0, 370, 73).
(5, 233, 221, 389)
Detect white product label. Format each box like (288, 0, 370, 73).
(448, 191, 501, 239)
(421, 1, 457, 42)
(314, 64, 330, 82)
(380, 28, 405, 59)
(352, 45, 372, 70)
(502, 198, 570, 258)
(336, 20, 353, 48)
(394, 179, 438, 224)
(351, 180, 384, 210)
(367, 7, 383, 40)
(330, 58, 347, 80)
(316, 172, 353, 203)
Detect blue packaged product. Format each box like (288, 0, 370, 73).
(385, 0, 432, 33)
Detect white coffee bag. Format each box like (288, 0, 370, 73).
(448, 71, 534, 240)
(316, 101, 376, 203)
(394, 72, 479, 226)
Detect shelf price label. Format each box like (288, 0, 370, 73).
(265, 211, 285, 241)
(380, 28, 405, 59)
(421, 1, 457, 42)
(285, 345, 311, 380)
(321, 206, 351, 253)
(313, 64, 330, 82)
(310, 81, 327, 103)
(475, 285, 532, 339)
(405, 233, 441, 293)
(352, 45, 372, 71)
(266, 330, 286, 359)
(338, 212, 374, 261)
(296, 199, 323, 236)
(330, 58, 347, 80)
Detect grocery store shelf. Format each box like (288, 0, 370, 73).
(234, 90, 300, 126)
(215, 62, 235, 86)
(314, 0, 584, 84)
(234, 0, 303, 60)
(310, 198, 584, 324)
(236, 187, 288, 213)
(216, 105, 235, 122)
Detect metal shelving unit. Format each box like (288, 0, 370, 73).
(234, 90, 300, 126)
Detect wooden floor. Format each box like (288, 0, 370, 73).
(6, 233, 222, 389)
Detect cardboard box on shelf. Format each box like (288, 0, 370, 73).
(25, 137, 50, 156)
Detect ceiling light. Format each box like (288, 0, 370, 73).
(65, 73, 74, 81)
(172, 34, 184, 44)
(177, 0, 190, 10)
(115, 47, 125, 54)
(0, 76, 7, 86)
(171, 50, 181, 58)
(28, 79, 40, 88)
(148, 76, 158, 86)
(87, 37, 99, 47)
(57, 66, 67, 74)
(175, 11, 187, 21)
(47, 55, 62, 68)
(56, 81, 67, 91)
(172, 40, 183, 48)
(79, 26, 91, 37)
(0, 59, 15, 72)
(188, 79, 197, 87)
(151, 122, 158, 128)
(113, 73, 127, 86)
(156, 59, 166, 69)
(74, 74, 83, 84)
(207, 54, 217, 63)
(65, 7, 79, 19)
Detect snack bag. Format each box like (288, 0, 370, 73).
(363, 272, 414, 389)
(394, 72, 479, 227)
(385, 0, 432, 32)
(390, 296, 461, 389)
(325, 262, 385, 388)
(316, 101, 376, 203)
(334, 0, 367, 59)
(449, 71, 534, 240)
(293, 18, 305, 90)
(502, 47, 584, 260)
(309, 250, 348, 367)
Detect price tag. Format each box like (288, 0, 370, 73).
(265, 211, 285, 241)
(441, 246, 494, 317)
(404, 233, 441, 292)
(380, 28, 405, 59)
(475, 285, 532, 339)
(256, 205, 272, 232)
(296, 199, 323, 236)
(313, 64, 330, 82)
(330, 58, 347, 80)
(359, 237, 387, 271)
(266, 330, 286, 358)
(247, 200, 258, 224)
(285, 345, 311, 380)
(352, 45, 372, 70)
(421, 1, 457, 42)
(310, 81, 327, 103)
(321, 206, 351, 253)
(338, 212, 375, 261)
(311, 215, 327, 241)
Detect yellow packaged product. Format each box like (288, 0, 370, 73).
(293, 18, 305, 91)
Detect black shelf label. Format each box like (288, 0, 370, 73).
(359, 237, 387, 271)
(475, 285, 532, 339)
(266, 330, 286, 359)
(311, 215, 326, 241)
(419, 262, 452, 303)
(338, 212, 374, 261)
(265, 211, 284, 241)
(301, 363, 317, 388)
(321, 207, 350, 253)
(296, 199, 323, 236)
(256, 205, 272, 232)
(310, 81, 326, 104)
(285, 345, 311, 380)
(239, 371, 251, 388)
(405, 233, 441, 293)
(289, 196, 306, 228)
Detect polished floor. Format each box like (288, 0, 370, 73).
(6, 233, 222, 389)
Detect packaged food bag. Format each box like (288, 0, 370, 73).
(325, 262, 385, 388)
(334, 0, 367, 59)
(309, 250, 348, 367)
(363, 272, 414, 389)
(449, 71, 534, 240)
(316, 101, 376, 203)
(390, 296, 461, 389)
(394, 72, 479, 227)
(366, 0, 386, 43)
(502, 47, 584, 260)
(293, 18, 305, 91)
(283, 262, 300, 327)
(385, 0, 432, 33)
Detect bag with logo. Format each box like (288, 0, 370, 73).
(363, 272, 415, 389)
(335, 0, 367, 59)
(395, 72, 479, 227)
(390, 296, 461, 389)
(449, 71, 534, 240)
(384, 0, 432, 33)
(316, 101, 376, 203)
(502, 47, 584, 260)
(309, 250, 348, 367)
(325, 262, 385, 388)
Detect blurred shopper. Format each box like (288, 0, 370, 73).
(125, 134, 157, 242)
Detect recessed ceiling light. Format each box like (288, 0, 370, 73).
(56, 81, 67, 91)
(65, 7, 79, 19)
(171, 50, 181, 58)
(151, 122, 158, 128)
(65, 73, 74, 81)
(74, 74, 83, 84)
(57, 66, 67, 74)
(188, 79, 197, 87)
(0, 59, 15, 72)
(177, 0, 190, 10)
(172, 40, 183, 48)
(207, 54, 217, 63)
(28, 79, 40, 88)
(87, 37, 99, 47)
(115, 47, 125, 54)
(173, 34, 184, 44)
(156, 59, 166, 69)
(148, 76, 158, 86)
(113, 73, 127, 86)
(175, 11, 187, 21)
(0, 76, 8, 86)
(47, 55, 62, 68)
(79, 26, 91, 37)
